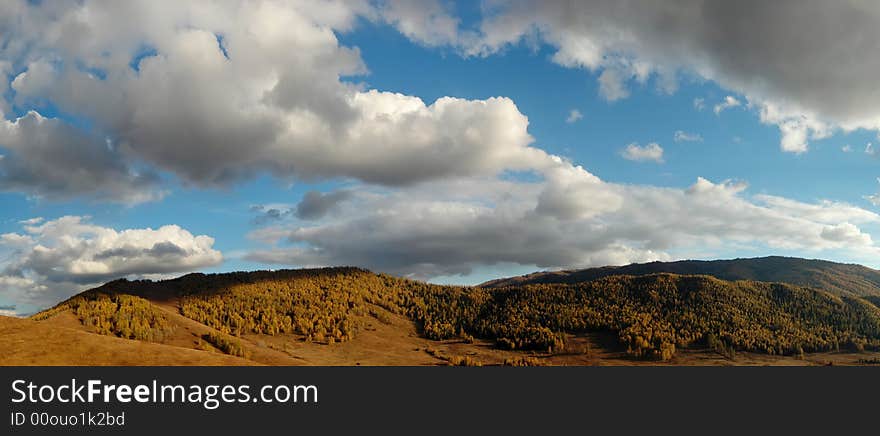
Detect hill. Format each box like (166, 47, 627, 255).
(0, 315, 256, 366)
(9, 263, 880, 366)
(480, 256, 880, 298)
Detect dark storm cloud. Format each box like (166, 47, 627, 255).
(295, 190, 353, 220)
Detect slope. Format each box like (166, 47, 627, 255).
(23, 266, 880, 365)
(0, 315, 256, 366)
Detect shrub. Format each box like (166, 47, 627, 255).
(502, 356, 544, 366)
(202, 332, 250, 358)
(447, 355, 482, 367)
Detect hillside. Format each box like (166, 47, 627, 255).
(8, 262, 880, 366)
(481, 256, 880, 298)
(0, 315, 256, 366)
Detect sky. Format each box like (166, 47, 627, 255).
(3, 0, 880, 316)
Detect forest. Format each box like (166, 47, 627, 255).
(33, 292, 174, 342)
(174, 268, 880, 360)
(36, 266, 880, 361)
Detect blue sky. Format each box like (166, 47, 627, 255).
(345, 19, 880, 206)
(2, 1, 880, 315)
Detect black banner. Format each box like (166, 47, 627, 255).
(1, 367, 874, 435)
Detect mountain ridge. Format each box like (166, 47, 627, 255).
(479, 256, 880, 298)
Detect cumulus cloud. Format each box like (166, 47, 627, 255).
(247, 167, 880, 279)
(0, 0, 548, 199)
(621, 143, 664, 163)
(565, 109, 583, 124)
(456, 0, 880, 153)
(0, 216, 222, 309)
(0, 112, 164, 203)
(758, 102, 831, 153)
(674, 131, 703, 143)
(534, 162, 623, 220)
(714, 96, 742, 115)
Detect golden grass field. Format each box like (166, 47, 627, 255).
(0, 315, 254, 366)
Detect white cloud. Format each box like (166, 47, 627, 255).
(0, 216, 222, 309)
(377, 0, 467, 48)
(758, 102, 831, 153)
(674, 130, 703, 143)
(597, 68, 630, 101)
(0, 0, 549, 199)
(0, 232, 33, 247)
(621, 143, 664, 163)
(247, 167, 880, 279)
(820, 222, 872, 246)
(693, 98, 706, 111)
(565, 109, 583, 123)
(842, 145, 852, 152)
(714, 96, 742, 115)
(18, 217, 43, 225)
(755, 194, 880, 224)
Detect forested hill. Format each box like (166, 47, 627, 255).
(480, 256, 880, 298)
(26, 266, 880, 363)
